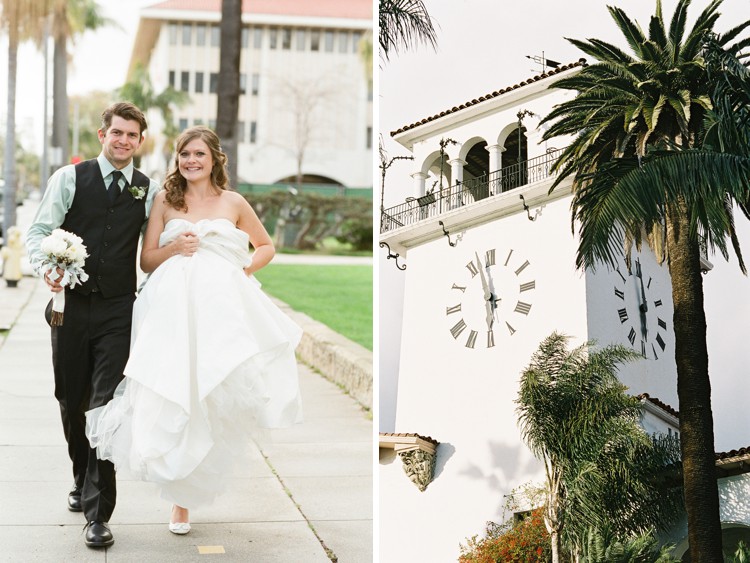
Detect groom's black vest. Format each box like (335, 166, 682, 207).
(60, 159, 150, 298)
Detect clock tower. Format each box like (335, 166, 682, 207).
(379, 61, 684, 562)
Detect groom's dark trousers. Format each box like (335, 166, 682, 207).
(50, 291, 134, 522)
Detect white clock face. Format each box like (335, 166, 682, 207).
(445, 247, 536, 350)
(613, 256, 668, 360)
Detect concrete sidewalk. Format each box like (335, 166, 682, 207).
(0, 276, 372, 562)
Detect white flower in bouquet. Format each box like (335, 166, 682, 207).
(36, 229, 90, 326)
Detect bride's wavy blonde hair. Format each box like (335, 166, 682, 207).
(164, 126, 229, 211)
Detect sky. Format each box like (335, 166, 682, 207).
(1, 0, 155, 154)
(379, 0, 750, 451)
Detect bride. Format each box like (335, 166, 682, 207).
(86, 126, 302, 535)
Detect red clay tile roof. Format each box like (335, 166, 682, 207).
(380, 432, 439, 446)
(715, 446, 750, 462)
(146, 0, 371, 19)
(637, 393, 680, 419)
(390, 59, 587, 137)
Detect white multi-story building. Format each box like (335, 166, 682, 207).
(128, 0, 372, 188)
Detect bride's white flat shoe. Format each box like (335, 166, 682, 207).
(169, 521, 191, 535)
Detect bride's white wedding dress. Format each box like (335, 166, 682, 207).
(86, 218, 302, 507)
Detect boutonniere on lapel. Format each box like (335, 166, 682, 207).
(128, 186, 148, 200)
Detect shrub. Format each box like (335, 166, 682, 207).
(459, 508, 552, 563)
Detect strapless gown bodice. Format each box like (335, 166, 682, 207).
(86, 217, 303, 507)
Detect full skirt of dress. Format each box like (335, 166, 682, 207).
(86, 218, 302, 508)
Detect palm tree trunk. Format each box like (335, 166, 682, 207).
(216, 0, 242, 188)
(4, 23, 19, 233)
(52, 31, 69, 168)
(666, 198, 723, 562)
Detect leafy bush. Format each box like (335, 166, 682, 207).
(459, 508, 552, 563)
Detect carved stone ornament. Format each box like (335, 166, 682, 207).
(398, 448, 437, 492)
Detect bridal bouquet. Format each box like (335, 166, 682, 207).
(38, 229, 89, 326)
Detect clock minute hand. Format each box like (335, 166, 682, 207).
(635, 260, 648, 340)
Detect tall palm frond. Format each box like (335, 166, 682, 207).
(379, 0, 437, 62)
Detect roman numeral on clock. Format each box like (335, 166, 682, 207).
(618, 308, 628, 323)
(656, 333, 666, 351)
(465, 330, 478, 349)
(514, 301, 531, 315)
(658, 318, 667, 330)
(466, 261, 479, 277)
(506, 322, 516, 335)
(450, 319, 467, 339)
(628, 327, 636, 345)
(446, 304, 461, 315)
(520, 281, 536, 292)
(452, 283, 466, 293)
(614, 287, 624, 300)
(487, 329, 495, 348)
(485, 249, 496, 267)
(514, 260, 530, 276)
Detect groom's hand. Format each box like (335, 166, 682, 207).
(44, 268, 65, 293)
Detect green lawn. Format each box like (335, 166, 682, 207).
(255, 264, 372, 350)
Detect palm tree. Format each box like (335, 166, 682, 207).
(579, 527, 679, 563)
(540, 1, 750, 559)
(117, 63, 189, 168)
(379, 0, 437, 63)
(216, 0, 242, 188)
(517, 333, 681, 562)
(51, 0, 109, 168)
(1, 0, 49, 234)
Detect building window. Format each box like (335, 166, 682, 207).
(324, 30, 334, 52)
(194, 118, 204, 126)
(253, 27, 263, 49)
(269, 28, 278, 49)
(196, 24, 206, 46)
(281, 28, 291, 50)
(178, 118, 188, 131)
(182, 23, 192, 46)
(210, 25, 220, 47)
(168, 70, 175, 88)
(195, 72, 204, 93)
(352, 31, 362, 53)
(295, 29, 306, 51)
(251, 73, 259, 96)
(209, 119, 217, 130)
(237, 121, 246, 143)
(181, 71, 190, 92)
(366, 126, 372, 149)
(168, 23, 178, 45)
(239, 73, 247, 95)
(338, 31, 349, 53)
(310, 30, 320, 51)
(241, 27, 249, 49)
(209, 72, 218, 94)
(250, 121, 257, 143)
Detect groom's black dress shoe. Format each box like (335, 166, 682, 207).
(67, 487, 82, 512)
(84, 521, 114, 548)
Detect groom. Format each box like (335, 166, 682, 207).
(26, 102, 159, 548)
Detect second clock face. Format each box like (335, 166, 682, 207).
(613, 256, 668, 360)
(446, 247, 536, 350)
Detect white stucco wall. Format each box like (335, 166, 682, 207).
(380, 191, 591, 562)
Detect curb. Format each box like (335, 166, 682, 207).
(272, 298, 373, 411)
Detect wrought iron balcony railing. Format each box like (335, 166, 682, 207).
(380, 148, 563, 234)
